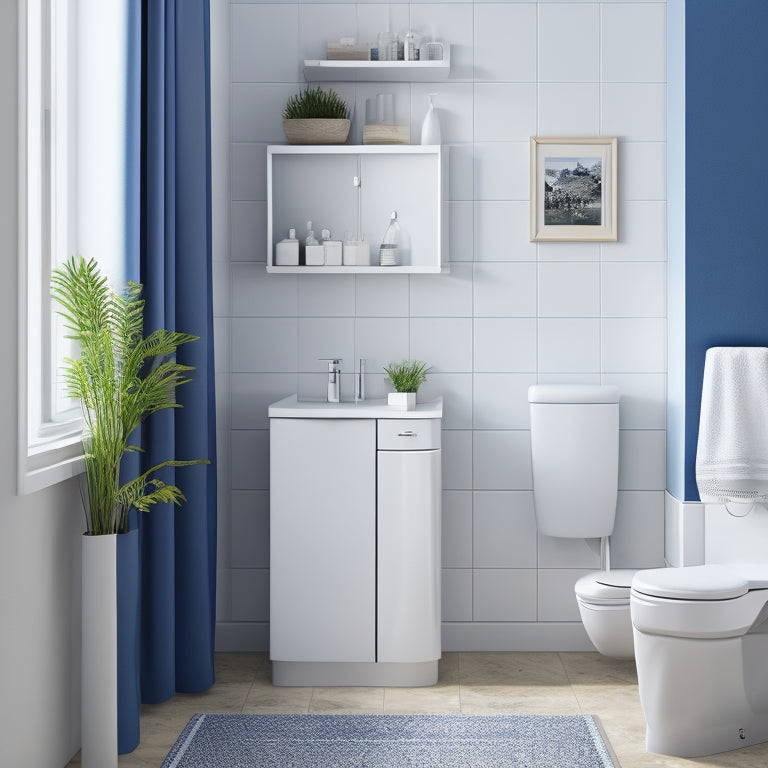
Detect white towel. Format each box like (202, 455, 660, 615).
(696, 347, 768, 503)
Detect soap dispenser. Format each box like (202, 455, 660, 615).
(420, 93, 441, 145)
(319, 358, 342, 403)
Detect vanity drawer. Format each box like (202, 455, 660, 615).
(377, 419, 441, 450)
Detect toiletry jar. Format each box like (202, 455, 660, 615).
(275, 239, 299, 266)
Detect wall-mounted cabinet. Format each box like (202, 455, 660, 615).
(267, 145, 449, 274)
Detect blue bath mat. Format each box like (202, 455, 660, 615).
(160, 713, 616, 767)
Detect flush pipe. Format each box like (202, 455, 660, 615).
(600, 536, 611, 571)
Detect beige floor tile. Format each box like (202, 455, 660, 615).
(383, 684, 462, 713)
(242, 680, 313, 713)
(459, 683, 582, 715)
(63, 651, 768, 768)
(437, 652, 460, 684)
(140, 681, 252, 719)
(459, 651, 570, 687)
(559, 651, 638, 686)
(215, 650, 270, 683)
(309, 686, 385, 713)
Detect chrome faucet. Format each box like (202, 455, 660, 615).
(356, 358, 366, 402)
(319, 358, 341, 402)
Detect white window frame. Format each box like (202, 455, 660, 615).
(18, 0, 84, 495)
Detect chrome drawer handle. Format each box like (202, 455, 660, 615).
(397, 430, 417, 437)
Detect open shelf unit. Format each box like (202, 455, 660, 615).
(267, 145, 449, 274)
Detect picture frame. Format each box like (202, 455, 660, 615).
(530, 136, 618, 242)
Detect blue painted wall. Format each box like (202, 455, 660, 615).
(678, 0, 768, 500)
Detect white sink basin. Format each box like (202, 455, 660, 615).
(268, 395, 442, 419)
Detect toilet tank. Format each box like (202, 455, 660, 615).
(529, 385, 619, 538)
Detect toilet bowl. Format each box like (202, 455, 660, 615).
(574, 570, 636, 659)
(529, 384, 637, 659)
(631, 564, 768, 758)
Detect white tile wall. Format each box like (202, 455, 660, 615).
(473, 318, 537, 372)
(442, 490, 473, 568)
(473, 569, 537, 621)
(474, 202, 535, 261)
(217, 0, 667, 650)
(473, 3, 537, 82)
(537, 569, 586, 622)
(538, 83, 600, 136)
(472, 374, 536, 430)
(473, 491, 537, 568)
(538, 262, 600, 317)
(538, 3, 599, 83)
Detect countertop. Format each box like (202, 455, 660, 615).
(268, 395, 443, 419)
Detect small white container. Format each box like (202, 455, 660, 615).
(324, 240, 342, 265)
(305, 244, 325, 266)
(356, 239, 370, 266)
(343, 241, 358, 265)
(388, 392, 416, 411)
(275, 228, 299, 266)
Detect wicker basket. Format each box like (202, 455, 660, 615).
(282, 118, 351, 145)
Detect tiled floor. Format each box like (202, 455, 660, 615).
(65, 651, 768, 768)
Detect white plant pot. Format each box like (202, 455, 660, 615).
(82, 534, 119, 768)
(388, 392, 416, 411)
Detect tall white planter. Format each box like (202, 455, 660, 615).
(82, 534, 118, 768)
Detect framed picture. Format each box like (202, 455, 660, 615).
(530, 136, 618, 242)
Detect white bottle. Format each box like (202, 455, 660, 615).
(420, 93, 441, 145)
(379, 211, 401, 266)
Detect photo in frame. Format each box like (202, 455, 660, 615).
(530, 137, 617, 242)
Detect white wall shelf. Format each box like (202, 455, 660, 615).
(303, 48, 450, 82)
(266, 265, 446, 274)
(267, 144, 449, 274)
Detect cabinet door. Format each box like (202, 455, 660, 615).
(270, 418, 376, 662)
(377, 448, 441, 663)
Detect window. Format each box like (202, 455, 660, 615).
(19, 0, 133, 494)
(18, 0, 84, 494)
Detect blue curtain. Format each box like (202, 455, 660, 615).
(130, 0, 217, 703)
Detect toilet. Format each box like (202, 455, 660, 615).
(529, 384, 636, 659)
(631, 563, 768, 757)
(574, 569, 636, 659)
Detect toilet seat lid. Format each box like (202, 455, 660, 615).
(632, 565, 748, 600)
(575, 570, 637, 601)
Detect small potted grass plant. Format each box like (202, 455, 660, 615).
(282, 86, 351, 144)
(384, 359, 430, 410)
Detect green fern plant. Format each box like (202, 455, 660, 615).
(51, 255, 208, 536)
(282, 86, 349, 120)
(383, 360, 431, 393)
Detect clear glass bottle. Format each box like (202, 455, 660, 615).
(379, 211, 400, 266)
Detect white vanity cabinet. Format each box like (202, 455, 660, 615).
(377, 420, 441, 663)
(268, 396, 442, 687)
(269, 418, 376, 664)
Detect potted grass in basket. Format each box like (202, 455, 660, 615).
(384, 359, 430, 410)
(282, 86, 351, 145)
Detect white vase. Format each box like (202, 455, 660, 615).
(420, 94, 441, 145)
(82, 534, 119, 768)
(388, 392, 416, 411)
